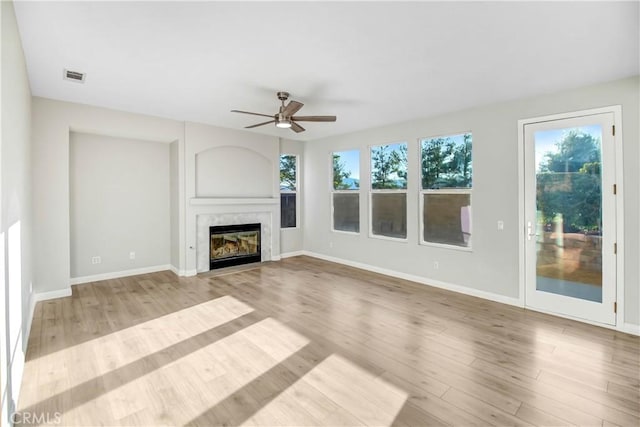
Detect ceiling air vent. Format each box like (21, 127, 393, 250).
(63, 69, 86, 83)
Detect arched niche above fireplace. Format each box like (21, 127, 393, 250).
(195, 146, 273, 198)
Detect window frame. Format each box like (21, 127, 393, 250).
(418, 131, 473, 251)
(330, 150, 361, 235)
(279, 153, 299, 230)
(368, 141, 408, 242)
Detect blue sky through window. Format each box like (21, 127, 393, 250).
(334, 149, 360, 180)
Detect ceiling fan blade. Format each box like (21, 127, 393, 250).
(245, 120, 275, 129)
(231, 110, 274, 119)
(282, 100, 304, 117)
(291, 115, 337, 122)
(291, 122, 305, 133)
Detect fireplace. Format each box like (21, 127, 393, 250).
(209, 223, 261, 269)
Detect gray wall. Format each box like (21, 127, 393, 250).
(280, 138, 305, 255)
(304, 76, 639, 327)
(1, 0, 33, 422)
(69, 132, 171, 278)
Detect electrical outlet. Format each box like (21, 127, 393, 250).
(91, 256, 101, 265)
(434, 261, 439, 270)
(497, 220, 504, 230)
(129, 251, 136, 260)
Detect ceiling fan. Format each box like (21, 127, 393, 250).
(231, 91, 337, 133)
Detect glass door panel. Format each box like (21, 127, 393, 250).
(534, 125, 603, 303)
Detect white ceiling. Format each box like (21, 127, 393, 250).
(13, 1, 640, 141)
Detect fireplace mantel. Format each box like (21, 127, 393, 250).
(190, 197, 278, 206)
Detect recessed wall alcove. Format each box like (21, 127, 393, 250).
(69, 131, 175, 281)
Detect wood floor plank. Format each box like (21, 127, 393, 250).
(391, 400, 449, 427)
(470, 357, 604, 426)
(441, 387, 532, 426)
(17, 256, 640, 426)
(537, 370, 640, 417)
(515, 403, 577, 427)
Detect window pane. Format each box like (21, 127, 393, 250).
(423, 193, 471, 247)
(280, 154, 296, 191)
(421, 133, 472, 189)
(281, 193, 296, 228)
(333, 150, 360, 190)
(333, 193, 359, 232)
(372, 193, 407, 239)
(371, 143, 407, 190)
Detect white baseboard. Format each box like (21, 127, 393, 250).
(280, 251, 304, 259)
(621, 323, 640, 336)
(184, 269, 198, 277)
(270, 255, 282, 261)
(301, 251, 522, 308)
(34, 287, 73, 302)
(69, 264, 172, 285)
(169, 265, 191, 276)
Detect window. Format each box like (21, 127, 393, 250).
(332, 150, 360, 233)
(280, 154, 297, 228)
(370, 142, 407, 239)
(420, 132, 472, 248)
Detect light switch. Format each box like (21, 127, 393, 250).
(497, 220, 504, 230)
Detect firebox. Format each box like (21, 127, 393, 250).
(209, 223, 261, 270)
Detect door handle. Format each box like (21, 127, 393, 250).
(527, 221, 538, 240)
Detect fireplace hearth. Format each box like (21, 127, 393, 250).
(209, 223, 261, 269)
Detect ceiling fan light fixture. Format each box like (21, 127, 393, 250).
(276, 114, 292, 129)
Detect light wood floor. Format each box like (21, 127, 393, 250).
(19, 256, 639, 426)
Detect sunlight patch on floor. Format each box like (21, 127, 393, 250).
(33, 295, 251, 379)
(61, 317, 309, 425)
(19, 295, 254, 411)
(245, 354, 408, 427)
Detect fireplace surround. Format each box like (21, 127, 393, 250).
(195, 210, 276, 274)
(209, 223, 261, 269)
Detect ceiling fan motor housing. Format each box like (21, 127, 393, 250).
(277, 91, 290, 102)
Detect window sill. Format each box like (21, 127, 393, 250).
(420, 241, 473, 252)
(332, 229, 360, 236)
(368, 233, 408, 243)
